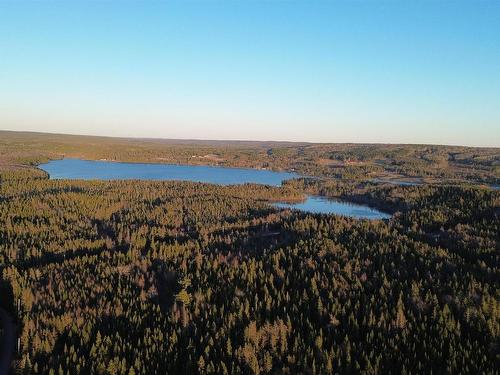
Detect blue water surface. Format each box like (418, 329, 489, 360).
(40, 158, 298, 186)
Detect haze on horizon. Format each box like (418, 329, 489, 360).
(1, 0, 499, 147)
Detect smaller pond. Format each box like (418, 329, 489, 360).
(274, 196, 391, 220)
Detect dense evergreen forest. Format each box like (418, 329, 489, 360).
(0, 132, 499, 374)
(0, 163, 498, 374)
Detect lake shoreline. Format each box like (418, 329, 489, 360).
(39, 158, 392, 219)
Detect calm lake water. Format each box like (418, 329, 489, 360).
(40, 158, 298, 186)
(39, 158, 391, 219)
(273, 196, 391, 220)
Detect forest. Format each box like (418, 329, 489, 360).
(0, 132, 499, 374)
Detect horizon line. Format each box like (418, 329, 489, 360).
(1, 128, 499, 150)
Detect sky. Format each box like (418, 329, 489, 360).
(0, 1, 499, 147)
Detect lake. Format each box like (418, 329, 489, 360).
(273, 196, 391, 220)
(39, 158, 391, 219)
(39, 158, 298, 186)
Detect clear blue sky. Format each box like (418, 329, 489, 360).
(1, 1, 499, 146)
